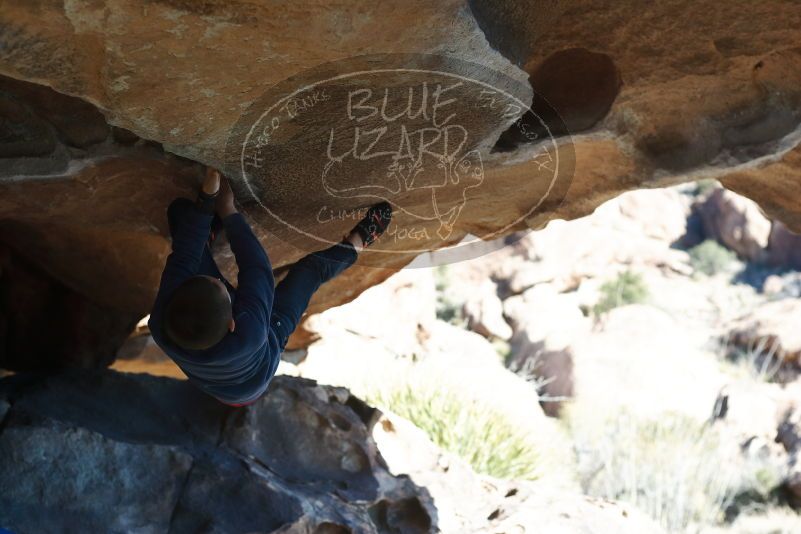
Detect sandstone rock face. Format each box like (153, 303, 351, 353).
(0, 370, 433, 533)
(1, 1, 801, 368)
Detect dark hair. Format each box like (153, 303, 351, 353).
(164, 276, 232, 350)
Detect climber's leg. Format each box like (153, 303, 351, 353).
(270, 241, 358, 349)
(269, 201, 393, 350)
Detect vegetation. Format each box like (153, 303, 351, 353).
(433, 265, 466, 326)
(565, 408, 781, 532)
(722, 335, 784, 383)
(693, 178, 720, 197)
(491, 338, 512, 365)
(592, 270, 649, 315)
(689, 239, 736, 276)
(565, 404, 782, 532)
(366, 384, 542, 480)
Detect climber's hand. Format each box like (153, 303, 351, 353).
(202, 167, 221, 196)
(216, 176, 238, 218)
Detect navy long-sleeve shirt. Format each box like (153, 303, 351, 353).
(148, 202, 281, 405)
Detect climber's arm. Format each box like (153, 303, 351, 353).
(223, 208, 275, 326)
(149, 170, 220, 334)
(157, 169, 222, 291)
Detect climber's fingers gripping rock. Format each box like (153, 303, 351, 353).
(215, 175, 238, 219)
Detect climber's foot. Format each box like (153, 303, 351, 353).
(347, 202, 392, 252)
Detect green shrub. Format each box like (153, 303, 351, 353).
(593, 270, 649, 315)
(491, 338, 512, 365)
(434, 265, 466, 326)
(693, 179, 720, 197)
(689, 239, 736, 276)
(367, 384, 542, 480)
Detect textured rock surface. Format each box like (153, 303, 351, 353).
(1, 1, 801, 367)
(505, 284, 589, 416)
(696, 188, 772, 261)
(778, 406, 801, 504)
(0, 370, 434, 533)
(0, 419, 192, 532)
(728, 298, 801, 381)
(372, 410, 666, 533)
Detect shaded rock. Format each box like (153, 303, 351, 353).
(0, 416, 192, 533)
(778, 406, 801, 454)
(0, 370, 434, 532)
(765, 221, 801, 269)
(6, 370, 229, 449)
(169, 456, 304, 534)
(0, 243, 140, 371)
(223, 378, 380, 501)
(787, 454, 801, 505)
(116, 333, 169, 363)
(0, 75, 109, 149)
(695, 188, 771, 261)
(494, 47, 621, 150)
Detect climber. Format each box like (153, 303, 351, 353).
(148, 168, 392, 406)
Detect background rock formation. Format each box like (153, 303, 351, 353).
(1, 0, 801, 368)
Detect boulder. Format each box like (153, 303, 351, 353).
(1, 1, 801, 367)
(504, 285, 590, 416)
(695, 187, 772, 261)
(0, 366, 665, 533)
(461, 279, 513, 340)
(778, 406, 801, 503)
(728, 298, 801, 382)
(614, 187, 691, 243)
(372, 410, 665, 534)
(787, 453, 801, 505)
(503, 189, 693, 297)
(0, 370, 434, 533)
(572, 304, 728, 421)
(765, 221, 801, 269)
(306, 269, 438, 359)
(0, 417, 192, 533)
(778, 406, 801, 454)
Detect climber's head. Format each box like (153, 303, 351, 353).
(164, 275, 234, 350)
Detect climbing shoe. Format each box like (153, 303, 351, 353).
(353, 201, 392, 248)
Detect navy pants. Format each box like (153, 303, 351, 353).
(167, 198, 357, 351)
